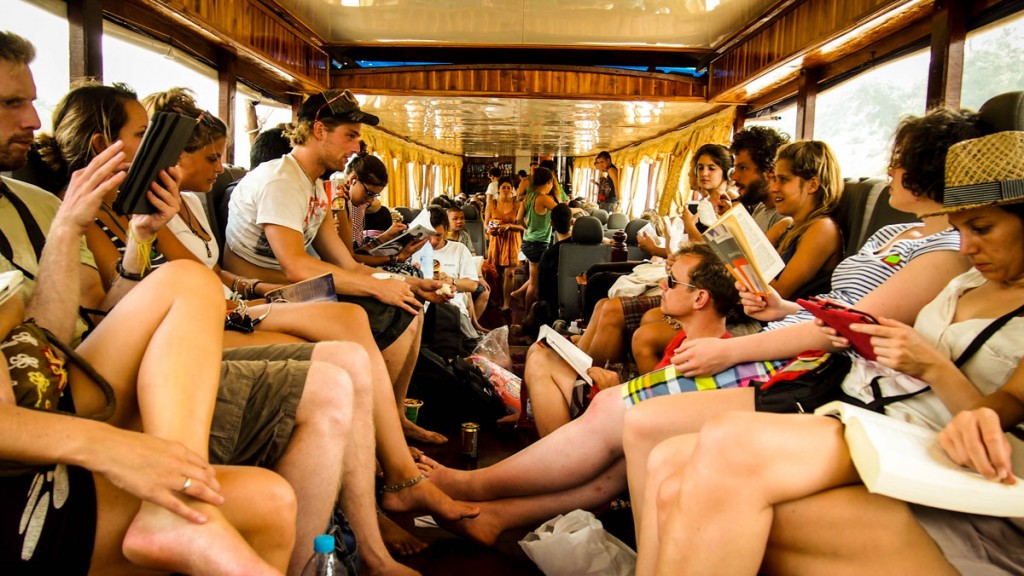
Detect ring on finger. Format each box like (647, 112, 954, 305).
(180, 476, 192, 491)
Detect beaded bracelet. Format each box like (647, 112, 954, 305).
(115, 258, 147, 281)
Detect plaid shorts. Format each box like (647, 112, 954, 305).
(622, 359, 788, 408)
(620, 295, 663, 334)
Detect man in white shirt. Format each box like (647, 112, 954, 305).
(427, 206, 483, 337)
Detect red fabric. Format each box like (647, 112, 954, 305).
(654, 328, 731, 370)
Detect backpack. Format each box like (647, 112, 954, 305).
(407, 348, 507, 431)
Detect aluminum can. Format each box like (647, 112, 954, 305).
(460, 422, 480, 458)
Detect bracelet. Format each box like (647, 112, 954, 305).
(250, 280, 262, 298)
(388, 255, 398, 266)
(116, 258, 147, 281)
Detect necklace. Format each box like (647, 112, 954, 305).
(178, 201, 213, 259)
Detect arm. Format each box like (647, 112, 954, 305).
(27, 143, 126, 340)
(268, 222, 423, 314)
(637, 232, 668, 259)
(770, 218, 842, 300)
(672, 251, 969, 375)
(739, 285, 802, 322)
(535, 194, 558, 212)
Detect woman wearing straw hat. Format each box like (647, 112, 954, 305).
(636, 131, 1024, 576)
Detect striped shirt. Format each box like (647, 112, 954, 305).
(767, 223, 961, 330)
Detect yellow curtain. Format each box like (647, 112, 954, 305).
(360, 126, 463, 208)
(573, 106, 736, 216)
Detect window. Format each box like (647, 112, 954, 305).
(814, 49, 929, 178)
(962, 10, 1024, 110)
(9, 0, 69, 133)
(234, 84, 293, 169)
(102, 21, 218, 112)
(747, 103, 797, 144)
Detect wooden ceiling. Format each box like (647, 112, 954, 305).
(105, 0, 1013, 156)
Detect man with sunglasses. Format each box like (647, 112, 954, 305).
(522, 243, 739, 436)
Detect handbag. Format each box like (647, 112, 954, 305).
(0, 320, 116, 475)
(753, 350, 851, 414)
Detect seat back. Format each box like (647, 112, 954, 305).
(606, 212, 628, 229)
(205, 165, 247, 254)
(835, 177, 888, 254)
(862, 186, 916, 243)
(394, 206, 414, 223)
(590, 208, 609, 226)
(556, 216, 611, 320)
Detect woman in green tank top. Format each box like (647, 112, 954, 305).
(512, 167, 559, 311)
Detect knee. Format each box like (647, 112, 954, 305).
(654, 469, 685, 513)
(311, 341, 372, 395)
(154, 260, 222, 300)
(606, 298, 625, 324)
(692, 412, 760, 475)
(639, 306, 663, 326)
(299, 361, 355, 433)
(623, 403, 654, 447)
(256, 468, 298, 529)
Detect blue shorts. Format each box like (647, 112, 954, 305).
(521, 240, 549, 263)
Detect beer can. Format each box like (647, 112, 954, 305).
(460, 422, 480, 458)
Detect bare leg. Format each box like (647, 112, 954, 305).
(652, 412, 860, 576)
(623, 388, 755, 541)
(98, 466, 295, 576)
(576, 297, 627, 367)
(523, 342, 583, 436)
(473, 279, 491, 321)
(275, 359, 354, 575)
(441, 459, 628, 547)
(501, 266, 515, 310)
(422, 386, 628, 501)
(382, 314, 446, 445)
(763, 486, 957, 576)
(378, 513, 428, 556)
(524, 261, 541, 312)
(74, 262, 285, 574)
(631, 310, 679, 375)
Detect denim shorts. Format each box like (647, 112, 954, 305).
(521, 240, 549, 263)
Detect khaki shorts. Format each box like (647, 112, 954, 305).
(209, 343, 314, 467)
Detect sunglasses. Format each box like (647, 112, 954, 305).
(665, 270, 698, 290)
(314, 90, 358, 124)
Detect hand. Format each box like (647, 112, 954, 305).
(398, 236, 429, 262)
(412, 278, 453, 304)
(89, 426, 223, 523)
(374, 278, 422, 314)
(55, 141, 127, 235)
(587, 367, 621, 391)
(636, 232, 658, 254)
(681, 205, 698, 229)
(380, 222, 407, 243)
(848, 317, 949, 378)
(938, 407, 1016, 485)
(814, 317, 851, 350)
(740, 285, 793, 322)
(130, 167, 183, 240)
(671, 337, 738, 377)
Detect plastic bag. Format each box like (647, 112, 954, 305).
(467, 355, 521, 414)
(471, 325, 511, 369)
(519, 509, 636, 576)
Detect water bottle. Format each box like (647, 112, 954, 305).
(300, 534, 344, 576)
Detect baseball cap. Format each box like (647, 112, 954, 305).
(298, 89, 379, 126)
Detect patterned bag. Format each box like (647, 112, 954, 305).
(0, 321, 115, 475)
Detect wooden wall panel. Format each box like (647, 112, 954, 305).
(334, 65, 706, 102)
(710, 0, 910, 100)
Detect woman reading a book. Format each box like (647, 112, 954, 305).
(415, 108, 982, 545)
(633, 131, 1024, 576)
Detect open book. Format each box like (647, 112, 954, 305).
(816, 401, 1024, 517)
(367, 209, 436, 256)
(264, 273, 337, 303)
(113, 112, 199, 215)
(701, 204, 784, 296)
(0, 270, 24, 307)
(538, 324, 593, 385)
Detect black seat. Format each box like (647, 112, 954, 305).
(556, 216, 611, 320)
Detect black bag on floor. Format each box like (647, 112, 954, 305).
(408, 348, 507, 430)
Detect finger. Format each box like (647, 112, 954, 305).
(396, 299, 420, 315)
(153, 490, 209, 524)
(184, 477, 225, 507)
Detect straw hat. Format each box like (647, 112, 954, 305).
(927, 131, 1024, 215)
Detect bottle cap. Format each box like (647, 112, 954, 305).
(313, 534, 335, 554)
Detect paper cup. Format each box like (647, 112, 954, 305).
(404, 398, 424, 424)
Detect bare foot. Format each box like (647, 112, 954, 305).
(379, 513, 428, 556)
(380, 477, 480, 522)
(437, 503, 506, 547)
(361, 554, 423, 576)
(408, 445, 425, 462)
(401, 417, 448, 444)
(123, 501, 281, 576)
(416, 455, 476, 500)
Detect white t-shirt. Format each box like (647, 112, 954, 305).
(168, 192, 231, 297)
(433, 239, 478, 318)
(485, 180, 498, 199)
(226, 154, 329, 269)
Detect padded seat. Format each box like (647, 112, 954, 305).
(625, 219, 651, 261)
(556, 216, 611, 321)
(394, 206, 415, 223)
(590, 208, 609, 226)
(461, 204, 486, 256)
(606, 212, 628, 229)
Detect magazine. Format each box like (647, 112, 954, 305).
(367, 209, 436, 256)
(538, 324, 593, 385)
(701, 204, 784, 296)
(264, 273, 337, 303)
(816, 401, 1024, 517)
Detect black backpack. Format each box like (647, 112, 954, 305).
(407, 348, 507, 431)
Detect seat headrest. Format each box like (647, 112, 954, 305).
(607, 212, 628, 229)
(571, 216, 604, 243)
(590, 209, 609, 224)
(625, 219, 649, 245)
(462, 204, 479, 219)
(980, 91, 1024, 133)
